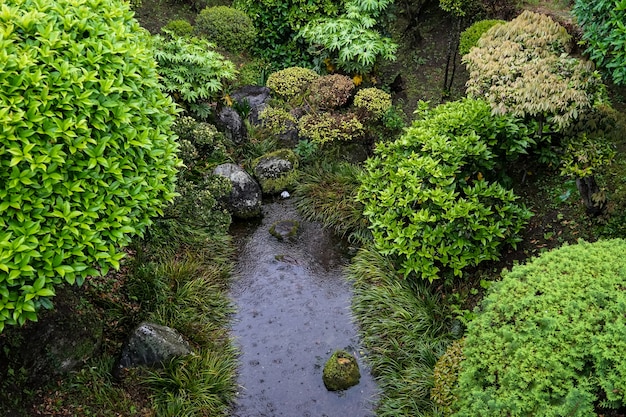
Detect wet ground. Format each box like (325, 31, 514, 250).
(229, 199, 379, 417)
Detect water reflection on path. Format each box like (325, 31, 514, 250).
(230, 199, 378, 417)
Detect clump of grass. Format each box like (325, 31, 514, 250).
(349, 245, 453, 417)
(294, 161, 371, 242)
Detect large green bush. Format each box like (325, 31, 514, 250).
(357, 99, 532, 281)
(573, 0, 626, 85)
(194, 6, 256, 53)
(0, 0, 180, 331)
(455, 239, 626, 416)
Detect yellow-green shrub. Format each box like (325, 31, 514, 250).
(431, 339, 465, 416)
(266, 67, 319, 101)
(353, 87, 392, 119)
(298, 112, 364, 144)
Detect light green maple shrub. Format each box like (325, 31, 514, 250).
(455, 239, 626, 416)
(357, 99, 532, 281)
(0, 0, 180, 331)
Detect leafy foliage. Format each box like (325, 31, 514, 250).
(358, 99, 532, 281)
(298, 112, 364, 145)
(162, 19, 194, 37)
(309, 74, 355, 110)
(0, 0, 180, 331)
(458, 19, 505, 56)
(573, 0, 626, 85)
(464, 11, 607, 132)
(259, 106, 297, 135)
(353, 87, 392, 119)
(455, 239, 626, 416)
(298, 0, 398, 74)
(194, 6, 256, 53)
(431, 338, 465, 416)
(152, 35, 236, 118)
(265, 66, 319, 101)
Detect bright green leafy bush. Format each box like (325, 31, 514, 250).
(265, 67, 319, 100)
(458, 19, 504, 56)
(353, 87, 392, 119)
(162, 19, 194, 37)
(0, 0, 180, 331)
(194, 6, 256, 53)
(455, 239, 626, 416)
(573, 0, 626, 85)
(298, 112, 364, 145)
(152, 35, 236, 119)
(358, 99, 532, 281)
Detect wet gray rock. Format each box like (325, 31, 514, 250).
(213, 163, 262, 219)
(231, 86, 271, 125)
(322, 350, 361, 391)
(269, 219, 300, 241)
(114, 322, 190, 377)
(216, 106, 247, 145)
(252, 149, 299, 194)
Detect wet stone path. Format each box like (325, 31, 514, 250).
(230, 200, 378, 417)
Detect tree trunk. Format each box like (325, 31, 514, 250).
(576, 176, 606, 216)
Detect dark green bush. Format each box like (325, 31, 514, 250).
(458, 19, 504, 56)
(357, 99, 532, 281)
(455, 239, 626, 416)
(0, 0, 180, 331)
(194, 6, 256, 53)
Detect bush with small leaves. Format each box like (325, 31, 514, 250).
(172, 116, 229, 167)
(265, 67, 319, 101)
(431, 339, 465, 416)
(353, 87, 392, 119)
(0, 0, 180, 331)
(298, 112, 364, 145)
(458, 19, 504, 56)
(259, 106, 297, 135)
(162, 19, 194, 37)
(194, 6, 256, 53)
(455, 239, 626, 416)
(309, 74, 355, 110)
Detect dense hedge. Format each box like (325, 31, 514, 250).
(455, 239, 626, 416)
(0, 0, 180, 331)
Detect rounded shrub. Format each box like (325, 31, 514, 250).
(0, 0, 180, 331)
(194, 6, 256, 53)
(259, 106, 297, 135)
(455, 239, 626, 416)
(458, 19, 505, 56)
(353, 87, 392, 119)
(309, 74, 355, 110)
(266, 66, 319, 101)
(298, 112, 364, 145)
(162, 19, 194, 37)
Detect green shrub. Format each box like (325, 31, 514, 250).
(298, 112, 364, 145)
(309, 74, 355, 110)
(266, 66, 319, 101)
(194, 6, 256, 53)
(458, 19, 505, 56)
(259, 106, 297, 135)
(573, 0, 626, 85)
(162, 19, 194, 37)
(0, 0, 180, 331)
(455, 239, 626, 416)
(431, 338, 465, 416)
(172, 116, 229, 167)
(152, 35, 236, 119)
(353, 87, 392, 119)
(357, 99, 532, 281)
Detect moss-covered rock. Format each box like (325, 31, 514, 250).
(269, 220, 300, 241)
(322, 350, 360, 391)
(252, 149, 299, 194)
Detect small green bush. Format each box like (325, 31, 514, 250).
(458, 19, 505, 56)
(266, 67, 319, 100)
(298, 112, 364, 145)
(353, 87, 392, 119)
(162, 19, 194, 37)
(455, 239, 626, 416)
(431, 338, 465, 416)
(194, 6, 256, 53)
(0, 0, 180, 331)
(309, 74, 355, 110)
(259, 106, 297, 135)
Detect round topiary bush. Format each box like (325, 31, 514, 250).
(194, 6, 256, 53)
(162, 19, 194, 37)
(309, 74, 355, 110)
(353, 87, 392, 119)
(0, 0, 180, 331)
(455, 239, 626, 416)
(266, 67, 319, 101)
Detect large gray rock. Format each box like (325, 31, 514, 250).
(252, 149, 299, 195)
(231, 86, 271, 125)
(114, 322, 190, 377)
(216, 106, 247, 145)
(213, 163, 262, 219)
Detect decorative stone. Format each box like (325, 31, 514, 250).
(213, 163, 262, 219)
(230, 86, 271, 125)
(252, 149, 299, 194)
(269, 220, 300, 241)
(322, 350, 361, 391)
(114, 322, 191, 377)
(216, 106, 247, 145)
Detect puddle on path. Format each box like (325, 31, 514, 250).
(230, 199, 378, 417)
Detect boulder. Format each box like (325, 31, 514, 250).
(322, 350, 361, 391)
(114, 322, 191, 378)
(216, 106, 247, 145)
(252, 149, 299, 194)
(213, 163, 262, 219)
(231, 86, 271, 125)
